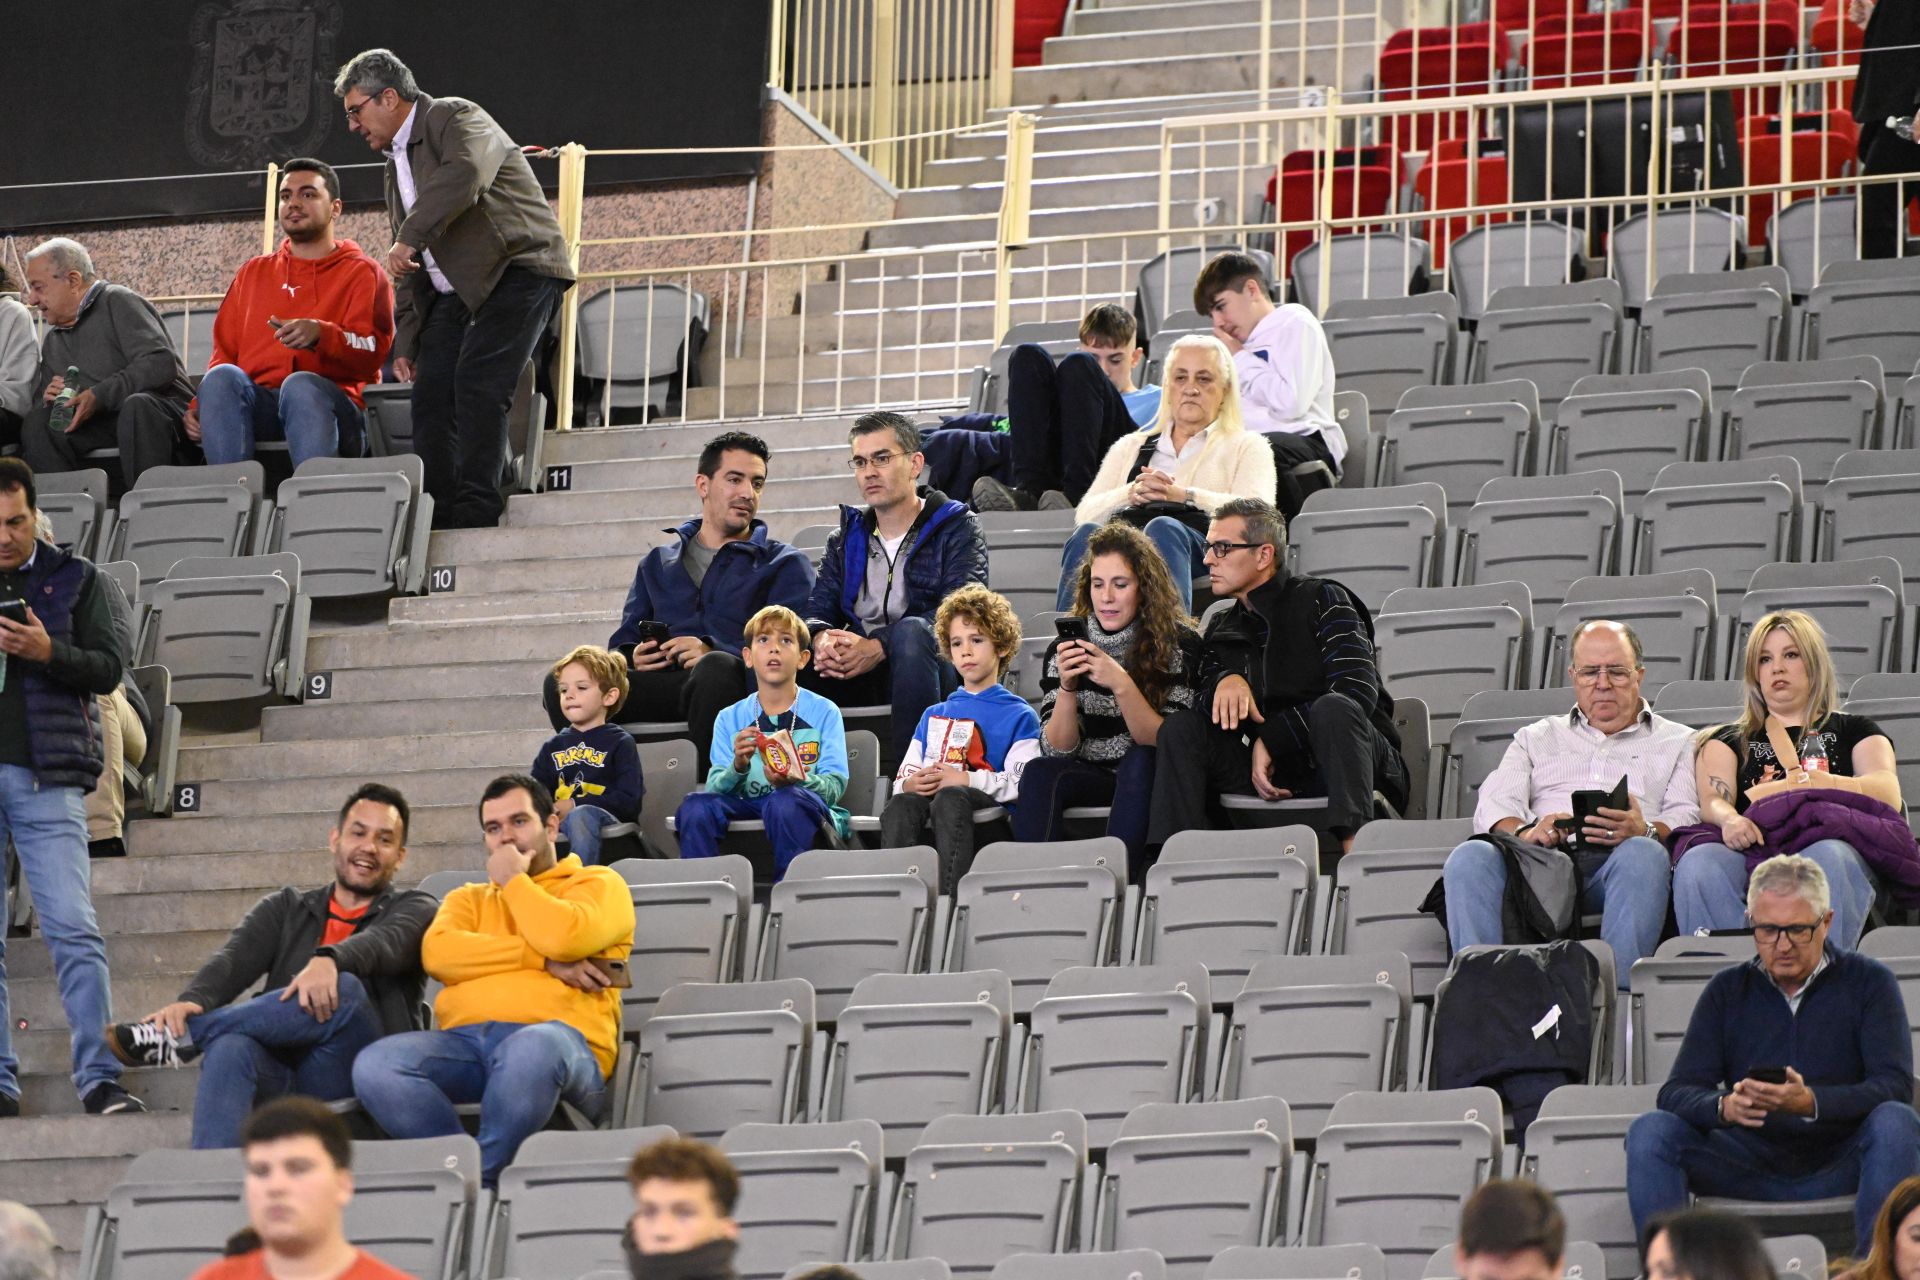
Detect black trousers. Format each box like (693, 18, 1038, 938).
(542, 650, 751, 766)
(1146, 693, 1408, 846)
(1859, 122, 1920, 260)
(1262, 428, 1339, 519)
(880, 786, 1007, 889)
(1007, 346, 1140, 503)
(411, 267, 566, 529)
(20, 392, 185, 487)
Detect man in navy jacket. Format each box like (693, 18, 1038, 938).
(804, 411, 990, 759)
(545, 431, 815, 764)
(1627, 853, 1920, 1255)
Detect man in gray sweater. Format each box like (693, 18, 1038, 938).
(20, 238, 192, 487)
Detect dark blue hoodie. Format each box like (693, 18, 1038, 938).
(608, 518, 816, 658)
(802, 488, 989, 644)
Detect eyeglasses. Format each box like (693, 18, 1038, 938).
(343, 94, 380, 123)
(1753, 922, 1820, 945)
(1572, 665, 1638, 686)
(1202, 540, 1260, 560)
(848, 450, 901, 472)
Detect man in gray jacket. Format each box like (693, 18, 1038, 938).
(334, 48, 575, 530)
(102, 783, 436, 1148)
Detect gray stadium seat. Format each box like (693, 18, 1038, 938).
(126, 663, 181, 816)
(486, 1125, 676, 1280)
(995, 1251, 1169, 1280)
(1549, 369, 1713, 513)
(1798, 259, 1920, 374)
(1306, 1090, 1502, 1280)
(725, 1119, 887, 1280)
(1136, 245, 1276, 333)
(1819, 450, 1920, 604)
(995, 543, 1069, 623)
(361, 382, 413, 458)
(1221, 953, 1414, 1139)
(1020, 964, 1210, 1147)
(823, 969, 1014, 1159)
(1378, 381, 1540, 520)
(1093, 1098, 1293, 1280)
(1422, 1241, 1606, 1280)
(1636, 287, 1788, 403)
(1767, 195, 1858, 301)
(792, 1263, 954, 1280)
(1144, 312, 1216, 386)
(1635, 456, 1804, 617)
(1860, 926, 1920, 960)
(576, 282, 710, 421)
(1723, 369, 1883, 496)
(160, 308, 217, 375)
(624, 737, 702, 857)
(971, 321, 1086, 416)
(946, 838, 1127, 1015)
(1287, 482, 1448, 613)
(38, 468, 110, 559)
(1628, 953, 1744, 1083)
(1323, 294, 1460, 441)
(1610, 207, 1747, 310)
(1334, 391, 1371, 488)
(267, 455, 430, 598)
(342, 1134, 486, 1280)
(1539, 569, 1718, 693)
(1522, 1084, 1665, 1279)
(140, 552, 307, 704)
(1460, 471, 1624, 613)
(1841, 693, 1920, 836)
(1292, 235, 1433, 315)
(1134, 829, 1315, 1000)
(1731, 557, 1903, 685)
(77, 1147, 249, 1280)
(1469, 293, 1621, 424)
(1448, 221, 1590, 324)
(1761, 1236, 1829, 1280)
(609, 854, 753, 1026)
(1895, 372, 1920, 450)
(1334, 819, 1474, 998)
(1375, 581, 1533, 742)
(629, 978, 814, 1138)
(109, 461, 265, 591)
(887, 1111, 1087, 1276)
(1208, 1245, 1389, 1280)
(1650, 679, 1746, 730)
(755, 845, 942, 1020)
(1441, 712, 1546, 822)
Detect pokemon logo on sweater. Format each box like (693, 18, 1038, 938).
(548, 742, 610, 771)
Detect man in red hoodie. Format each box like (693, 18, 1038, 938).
(186, 159, 394, 467)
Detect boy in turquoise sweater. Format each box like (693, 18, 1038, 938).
(674, 605, 850, 876)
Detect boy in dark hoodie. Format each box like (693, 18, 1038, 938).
(186, 157, 395, 466)
(624, 1137, 741, 1280)
(531, 645, 643, 865)
(881, 585, 1042, 886)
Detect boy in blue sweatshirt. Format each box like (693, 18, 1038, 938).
(880, 585, 1042, 886)
(530, 646, 643, 864)
(675, 605, 850, 877)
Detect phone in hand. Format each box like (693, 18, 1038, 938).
(1054, 617, 1090, 644)
(0, 599, 27, 627)
(1747, 1065, 1789, 1085)
(587, 956, 633, 989)
(634, 620, 672, 647)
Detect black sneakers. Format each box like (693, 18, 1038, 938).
(82, 1081, 148, 1115)
(0, 1092, 17, 1118)
(105, 1020, 187, 1070)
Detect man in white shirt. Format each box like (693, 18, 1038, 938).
(334, 48, 574, 531)
(1194, 252, 1342, 489)
(1441, 620, 1700, 984)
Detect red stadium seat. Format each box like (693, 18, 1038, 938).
(1376, 39, 1499, 157)
(1669, 17, 1799, 119)
(1808, 0, 1866, 65)
(1415, 154, 1511, 269)
(1741, 110, 1859, 151)
(1013, 0, 1071, 67)
(1525, 14, 1648, 89)
(1275, 164, 1397, 272)
(1741, 131, 1856, 243)
(1269, 146, 1400, 203)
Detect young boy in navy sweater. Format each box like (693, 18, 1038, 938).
(675, 605, 851, 877)
(531, 645, 643, 864)
(880, 585, 1042, 885)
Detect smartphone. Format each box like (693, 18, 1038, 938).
(587, 956, 633, 989)
(1054, 616, 1090, 644)
(1747, 1066, 1788, 1085)
(634, 620, 672, 647)
(0, 599, 26, 625)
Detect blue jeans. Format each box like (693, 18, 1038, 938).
(350, 1020, 605, 1186)
(1627, 1101, 1920, 1256)
(559, 804, 621, 865)
(801, 615, 950, 760)
(0, 764, 119, 1098)
(1674, 839, 1879, 949)
(1012, 747, 1158, 883)
(1440, 835, 1671, 987)
(197, 365, 366, 467)
(676, 787, 833, 878)
(1058, 517, 1208, 611)
(186, 972, 383, 1148)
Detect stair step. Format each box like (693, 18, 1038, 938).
(263, 693, 548, 743)
(129, 805, 478, 856)
(95, 842, 483, 897)
(177, 730, 549, 784)
(388, 587, 628, 627)
(192, 766, 509, 818)
(425, 507, 828, 565)
(321, 660, 555, 705)
(18, 1063, 200, 1118)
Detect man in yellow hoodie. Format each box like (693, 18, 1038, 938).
(349, 774, 634, 1185)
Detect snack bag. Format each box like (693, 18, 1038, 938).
(755, 725, 809, 782)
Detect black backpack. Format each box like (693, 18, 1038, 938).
(1428, 940, 1599, 1137)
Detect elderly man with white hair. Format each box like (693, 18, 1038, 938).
(19, 237, 191, 487)
(1627, 853, 1920, 1258)
(0, 1201, 57, 1280)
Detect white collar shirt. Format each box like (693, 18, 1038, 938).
(386, 104, 456, 296)
(1473, 702, 1702, 832)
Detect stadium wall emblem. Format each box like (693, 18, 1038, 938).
(186, 0, 342, 167)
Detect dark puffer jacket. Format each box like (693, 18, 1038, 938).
(803, 488, 989, 644)
(15, 542, 118, 789)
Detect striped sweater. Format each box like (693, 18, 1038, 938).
(1038, 619, 1204, 764)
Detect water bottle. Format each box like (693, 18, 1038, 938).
(1891, 116, 1917, 144)
(48, 366, 80, 432)
(1799, 733, 1830, 776)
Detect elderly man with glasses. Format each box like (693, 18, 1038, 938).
(1440, 620, 1698, 983)
(1146, 496, 1409, 860)
(1627, 854, 1920, 1258)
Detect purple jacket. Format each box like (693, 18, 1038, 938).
(1669, 788, 1920, 907)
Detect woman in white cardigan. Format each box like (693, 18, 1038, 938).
(1053, 333, 1277, 610)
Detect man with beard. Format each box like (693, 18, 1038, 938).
(186, 158, 395, 466)
(549, 430, 814, 764)
(350, 774, 634, 1187)
(102, 783, 434, 1149)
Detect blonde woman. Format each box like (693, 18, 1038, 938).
(1675, 610, 1902, 946)
(1053, 334, 1278, 611)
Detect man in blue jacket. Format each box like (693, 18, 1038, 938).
(545, 431, 815, 764)
(804, 411, 991, 760)
(1627, 853, 1920, 1255)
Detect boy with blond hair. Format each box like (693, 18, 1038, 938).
(531, 645, 643, 864)
(675, 606, 850, 877)
(880, 586, 1042, 885)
